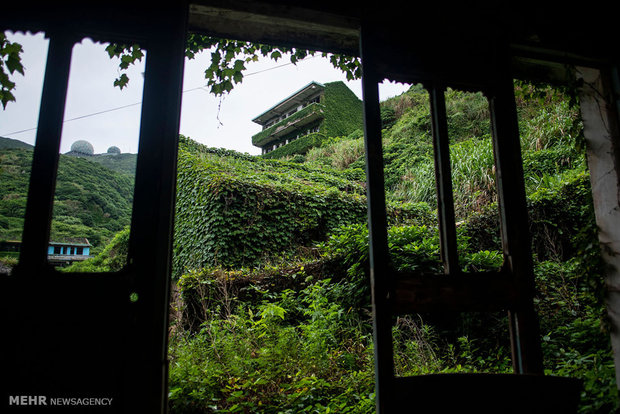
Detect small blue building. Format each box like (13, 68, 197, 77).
(47, 238, 92, 266)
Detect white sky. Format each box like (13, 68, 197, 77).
(0, 31, 410, 156)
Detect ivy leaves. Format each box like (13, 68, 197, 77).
(0, 33, 25, 109)
(192, 35, 359, 96)
(171, 137, 368, 276)
(104, 43, 145, 89)
(1, 33, 360, 107)
(107, 34, 360, 96)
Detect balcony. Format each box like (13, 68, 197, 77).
(252, 102, 324, 147)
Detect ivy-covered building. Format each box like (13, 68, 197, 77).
(251, 81, 363, 157)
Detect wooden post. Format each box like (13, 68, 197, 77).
(428, 84, 460, 275)
(488, 72, 544, 374)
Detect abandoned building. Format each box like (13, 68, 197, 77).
(47, 238, 92, 266)
(251, 80, 363, 154)
(2, 1, 620, 413)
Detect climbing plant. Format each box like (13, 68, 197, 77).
(0, 32, 24, 109)
(1, 31, 360, 107)
(106, 35, 360, 95)
(172, 136, 368, 276)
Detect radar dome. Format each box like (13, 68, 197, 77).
(107, 146, 121, 155)
(70, 140, 94, 155)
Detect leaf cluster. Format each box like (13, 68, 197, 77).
(103, 34, 361, 97)
(0, 33, 24, 109)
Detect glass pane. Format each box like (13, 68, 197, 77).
(0, 31, 49, 275)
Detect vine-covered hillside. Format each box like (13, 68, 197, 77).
(172, 136, 428, 278)
(23, 82, 618, 413)
(167, 83, 617, 413)
(173, 137, 367, 275)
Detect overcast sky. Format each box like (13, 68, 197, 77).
(0, 31, 410, 156)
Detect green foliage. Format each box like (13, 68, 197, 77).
(173, 136, 368, 276)
(305, 134, 366, 171)
(0, 148, 134, 252)
(169, 278, 376, 414)
(252, 103, 323, 147)
(87, 153, 137, 176)
(0, 33, 24, 109)
(319, 81, 364, 140)
(0, 136, 33, 150)
(380, 106, 397, 130)
(107, 36, 360, 96)
(64, 226, 130, 272)
(167, 81, 618, 414)
(261, 133, 325, 159)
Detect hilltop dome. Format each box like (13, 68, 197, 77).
(70, 140, 94, 155)
(107, 146, 121, 155)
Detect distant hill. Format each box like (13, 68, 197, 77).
(87, 153, 137, 176)
(0, 147, 134, 252)
(0, 137, 34, 150)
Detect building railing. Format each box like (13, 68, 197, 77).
(252, 102, 324, 147)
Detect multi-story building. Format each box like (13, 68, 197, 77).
(251, 81, 363, 156)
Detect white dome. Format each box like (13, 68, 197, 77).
(70, 140, 94, 155)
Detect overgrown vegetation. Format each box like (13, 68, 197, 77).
(0, 147, 134, 253)
(3, 80, 616, 412)
(165, 82, 617, 413)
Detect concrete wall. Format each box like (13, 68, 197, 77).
(578, 65, 620, 389)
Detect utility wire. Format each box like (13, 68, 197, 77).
(0, 56, 314, 137)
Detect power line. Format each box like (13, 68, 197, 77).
(0, 56, 314, 137)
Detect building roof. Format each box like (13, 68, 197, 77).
(49, 238, 91, 247)
(252, 81, 324, 125)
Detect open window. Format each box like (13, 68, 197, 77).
(47, 38, 145, 271)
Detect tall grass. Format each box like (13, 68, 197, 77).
(390, 137, 496, 217)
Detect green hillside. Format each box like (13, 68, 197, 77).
(172, 136, 429, 278)
(0, 147, 134, 252)
(87, 152, 137, 176)
(0, 136, 33, 150)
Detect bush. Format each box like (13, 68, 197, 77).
(168, 278, 376, 414)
